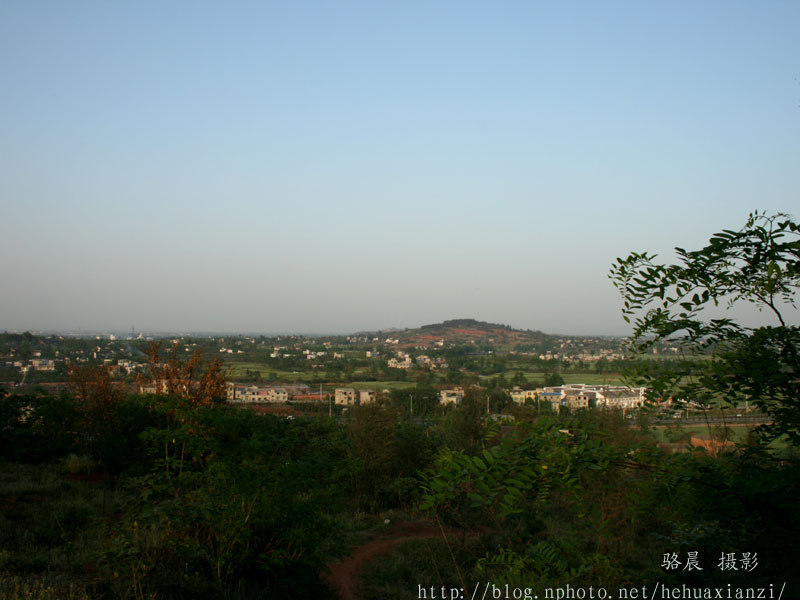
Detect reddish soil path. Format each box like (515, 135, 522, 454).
(322, 521, 471, 600)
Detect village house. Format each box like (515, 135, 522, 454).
(509, 388, 538, 404)
(226, 383, 289, 403)
(439, 387, 465, 406)
(335, 387, 358, 406)
(519, 384, 647, 412)
(387, 354, 412, 369)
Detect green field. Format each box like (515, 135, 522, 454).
(224, 362, 418, 390)
(346, 381, 415, 391)
(650, 424, 754, 444)
(648, 424, 795, 456)
(224, 362, 316, 381)
(484, 371, 625, 386)
(226, 360, 627, 388)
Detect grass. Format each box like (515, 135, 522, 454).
(224, 362, 315, 381)
(0, 576, 94, 600)
(225, 359, 628, 387)
(359, 537, 484, 600)
(557, 372, 624, 385)
(225, 362, 419, 388)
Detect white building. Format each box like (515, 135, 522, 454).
(227, 384, 289, 403)
(439, 388, 465, 406)
(335, 388, 358, 406)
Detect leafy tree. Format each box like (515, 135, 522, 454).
(487, 388, 511, 413)
(510, 371, 528, 388)
(438, 392, 486, 454)
(69, 364, 125, 471)
(105, 410, 350, 598)
(0, 388, 79, 462)
(412, 382, 440, 415)
(346, 404, 437, 509)
(544, 372, 564, 387)
(446, 369, 465, 384)
(138, 342, 228, 477)
(141, 341, 227, 407)
(609, 211, 800, 443)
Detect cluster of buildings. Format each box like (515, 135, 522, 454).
(509, 384, 647, 411)
(222, 382, 647, 412)
(536, 350, 626, 362)
(226, 383, 318, 403)
(225, 384, 378, 406)
(12, 358, 58, 371)
(387, 352, 448, 370)
(333, 388, 376, 406)
(387, 354, 413, 369)
(2, 347, 60, 373)
(268, 346, 329, 360)
(436, 384, 646, 411)
(229, 386, 289, 403)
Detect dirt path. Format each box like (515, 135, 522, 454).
(322, 521, 472, 600)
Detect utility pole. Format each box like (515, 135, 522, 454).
(324, 384, 331, 417)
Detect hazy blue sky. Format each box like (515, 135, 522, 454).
(2, 1, 798, 335)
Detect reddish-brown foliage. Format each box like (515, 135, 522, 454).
(140, 341, 227, 407)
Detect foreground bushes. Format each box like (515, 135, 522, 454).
(418, 413, 800, 592)
(2, 387, 799, 597)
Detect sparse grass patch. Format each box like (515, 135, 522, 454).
(0, 464, 64, 499)
(0, 462, 120, 590)
(360, 537, 485, 600)
(0, 576, 94, 600)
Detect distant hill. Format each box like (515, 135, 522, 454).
(382, 318, 552, 351)
(419, 318, 513, 332)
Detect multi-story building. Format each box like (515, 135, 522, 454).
(387, 355, 412, 369)
(335, 387, 358, 406)
(227, 384, 289, 403)
(439, 387, 464, 406)
(527, 384, 647, 411)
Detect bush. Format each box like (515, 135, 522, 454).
(61, 454, 96, 476)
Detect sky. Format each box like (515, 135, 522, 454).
(1, 1, 799, 336)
